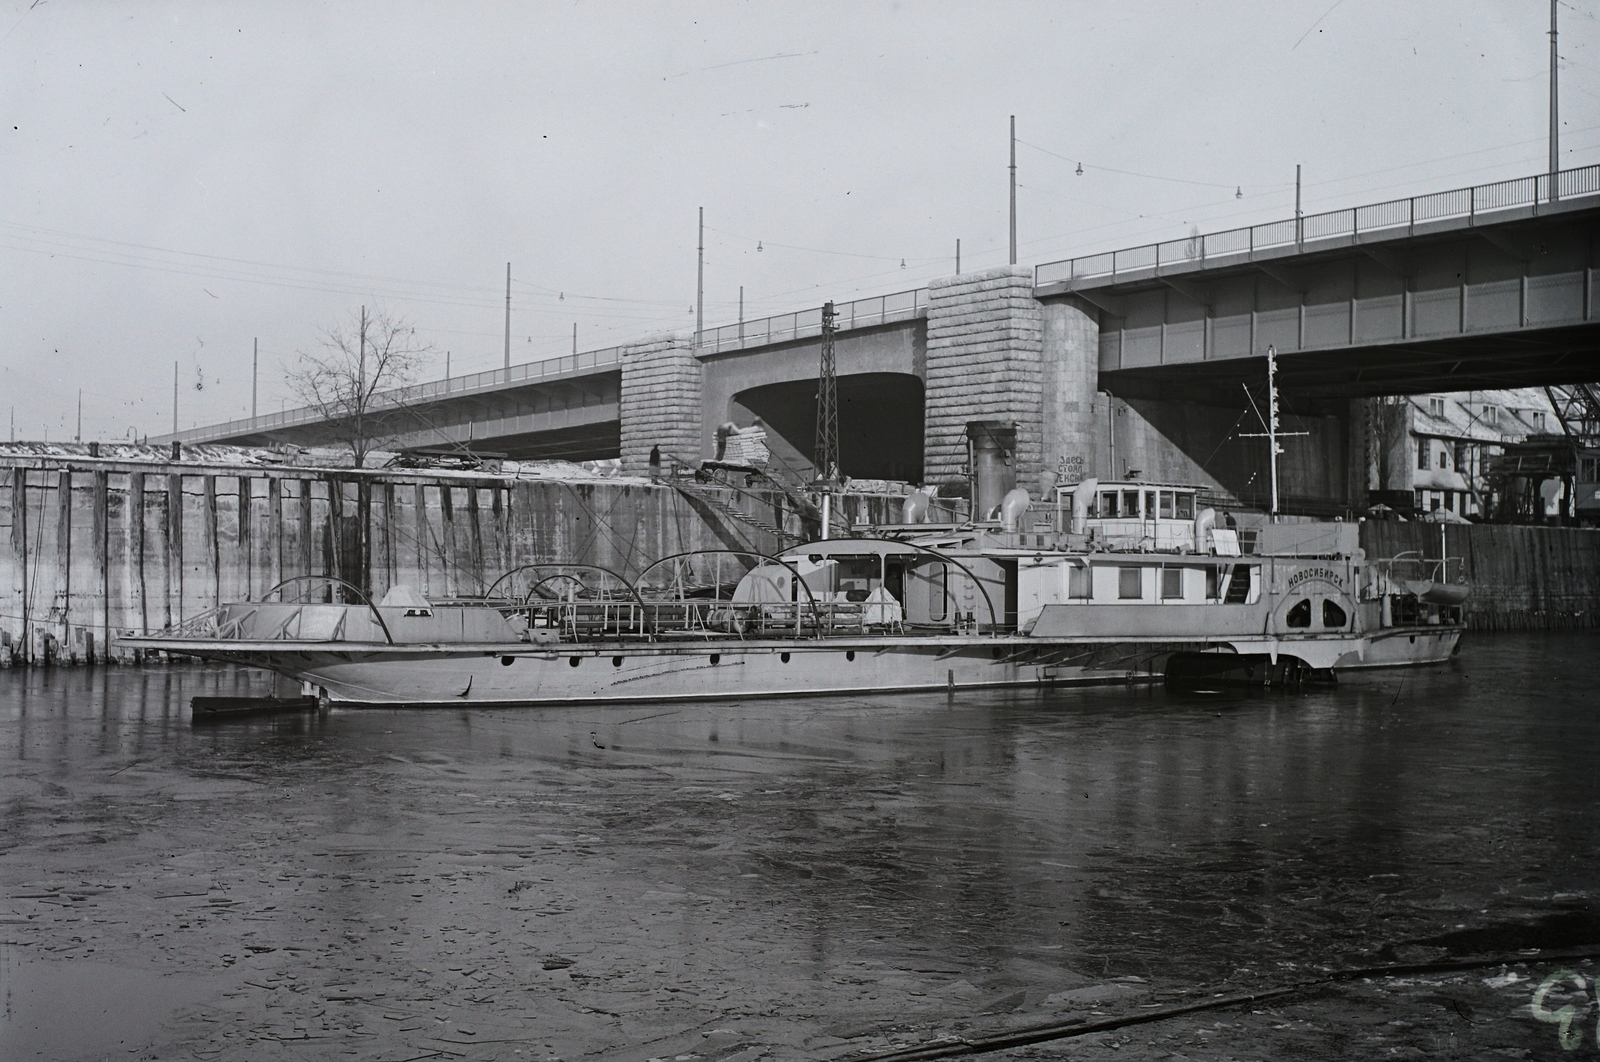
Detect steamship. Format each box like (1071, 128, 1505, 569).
(117, 475, 1467, 708)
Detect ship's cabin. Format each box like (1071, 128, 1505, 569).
(1054, 480, 1229, 553)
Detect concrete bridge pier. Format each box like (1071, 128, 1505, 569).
(619, 333, 701, 474)
(1040, 296, 1102, 492)
(922, 268, 1044, 495)
(923, 268, 1106, 501)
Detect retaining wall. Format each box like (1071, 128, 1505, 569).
(1361, 522, 1600, 630)
(1, 454, 921, 665)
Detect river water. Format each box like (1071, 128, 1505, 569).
(1, 633, 1596, 1061)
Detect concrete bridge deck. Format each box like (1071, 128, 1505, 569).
(1034, 164, 1600, 401)
(156, 165, 1599, 511)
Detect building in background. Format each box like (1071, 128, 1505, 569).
(1367, 387, 1556, 519)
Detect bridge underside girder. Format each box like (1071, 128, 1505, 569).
(1104, 321, 1600, 403)
(1080, 204, 1599, 404)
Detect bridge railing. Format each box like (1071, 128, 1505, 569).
(162, 345, 626, 444)
(694, 287, 927, 355)
(1035, 163, 1600, 288)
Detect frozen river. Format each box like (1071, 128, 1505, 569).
(1, 633, 1597, 1061)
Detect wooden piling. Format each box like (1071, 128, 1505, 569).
(164, 474, 182, 629)
(55, 470, 72, 651)
(267, 477, 283, 593)
(238, 477, 253, 601)
(94, 470, 109, 662)
(131, 473, 148, 635)
(203, 475, 219, 611)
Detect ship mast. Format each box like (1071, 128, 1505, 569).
(1239, 344, 1306, 520)
(1266, 346, 1282, 517)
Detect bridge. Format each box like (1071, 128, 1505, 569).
(161, 164, 1600, 511)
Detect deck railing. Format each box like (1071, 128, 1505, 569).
(164, 345, 625, 445)
(694, 287, 927, 355)
(1035, 163, 1600, 287)
(164, 287, 931, 444)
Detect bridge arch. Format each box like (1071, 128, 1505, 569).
(730, 372, 924, 482)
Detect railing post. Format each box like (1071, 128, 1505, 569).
(1408, 197, 1414, 237)
(1469, 185, 1475, 225)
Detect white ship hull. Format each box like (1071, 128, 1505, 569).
(126, 624, 1461, 707)
(143, 636, 1162, 706)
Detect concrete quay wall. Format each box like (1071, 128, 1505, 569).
(0, 455, 918, 665)
(1361, 522, 1600, 630)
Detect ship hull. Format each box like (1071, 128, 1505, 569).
(1334, 626, 1462, 669)
(172, 639, 1152, 703)
(124, 624, 1460, 707)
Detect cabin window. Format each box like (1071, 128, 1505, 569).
(837, 558, 875, 602)
(1121, 490, 1141, 518)
(1099, 491, 1119, 517)
(1144, 491, 1157, 519)
(1160, 568, 1183, 600)
(1286, 599, 1312, 628)
(1322, 599, 1348, 628)
(1118, 567, 1142, 600)
(1158, 492, 1174, 519)
(1068, 565, 1091, 599)
(1206, 567, 1219, 599)
(1175, 493, 1195, 520)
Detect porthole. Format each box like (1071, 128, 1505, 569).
(612, 656, 623, 667)
(846, 651, 856, 662)
(709, 653, 721, 665)
(780, 652, 790, 663)
(500, 656, 514, 667)
(569, 656, 581, 667)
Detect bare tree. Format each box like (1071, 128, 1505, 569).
(288, 306, 435, 467)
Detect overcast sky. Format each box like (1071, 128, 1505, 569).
(2, 0, 1594, 441)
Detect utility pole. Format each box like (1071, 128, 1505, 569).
(76, 390, 82, 441)
(1008, 116, 1017, 266)
(814, 300, 840, 484)
(172, 361, 179, 434)
(358, 306, 368, 463)
(504, 263, 512, 371)
(1551, 0, 1560, 201)
(738, 285, 744, 341)
(572, 322, 577, 357)
(251, 338, 258, 419)
(1294, 165, 1303, 251)
(696, 207, 705, 353)
(956, 238, 961, 275)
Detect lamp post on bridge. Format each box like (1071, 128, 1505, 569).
(1551, 0, 1560, 202)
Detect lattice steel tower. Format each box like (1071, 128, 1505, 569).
(813, 301, 841, 483)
